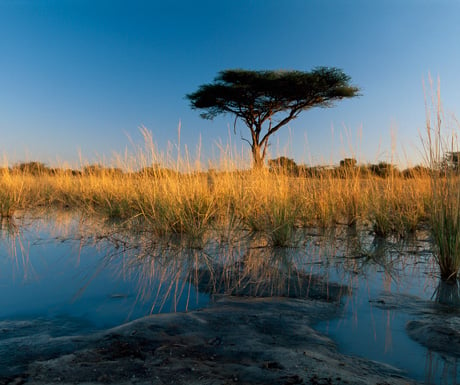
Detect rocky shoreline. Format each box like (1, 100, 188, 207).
(0, 295, 418, 385)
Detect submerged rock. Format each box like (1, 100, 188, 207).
(1, 296, 418, 385)
(371, 290, 460, 359)
(406, 317, 460, 358)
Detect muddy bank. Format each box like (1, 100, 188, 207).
(0, 296, 418, 385)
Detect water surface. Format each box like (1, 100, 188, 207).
(0, 216, 459, 384)
(0, 216, 209, 331)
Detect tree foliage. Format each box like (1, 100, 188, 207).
(187, 67, 359, 167)
(268, 156, 299, 175)
(13, 161, 48, 176)
(442, 151, 460, 171)
(367, 162, 398, 178)
(340, 158, 357, 168)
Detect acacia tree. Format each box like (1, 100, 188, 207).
(187, 67, 359, 168)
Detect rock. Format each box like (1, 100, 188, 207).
(406, 317, 460, 357)
(370, 290, 460, 358)
(0, 296, 418, 385)
(0, 317, 93, 377)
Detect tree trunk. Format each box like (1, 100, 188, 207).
(250, 123, 266, 169)
(252, 144, 264, 169)
(252, 145, 264, 169)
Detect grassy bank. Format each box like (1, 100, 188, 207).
(10, 111, 460, 281)
(0, 157, 432, 243)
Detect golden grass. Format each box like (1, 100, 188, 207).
(0, 154, 433, 246)
(421, 76, 460, 282)
(7, 128, 459, 296)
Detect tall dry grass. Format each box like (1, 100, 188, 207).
(0, 139, 432, 248)
(422, 77, 460, 282)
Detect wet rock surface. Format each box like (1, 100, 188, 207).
(406, 317, 460, 358)
(371, 291, 460, 358)
(0, 317, 94, 378)
(0, 296, 418, 385)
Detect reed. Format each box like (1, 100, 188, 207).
(0, 171, 25, 218)
(0, 129, 436, 247)
(238, 170, 298, 246)
(0, 163, 431, 233)
(369, 174, 429, 238)
(422, 78, 460, 282)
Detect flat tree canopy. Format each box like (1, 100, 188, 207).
(187, 67, 360, 168)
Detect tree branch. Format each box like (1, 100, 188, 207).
(187, 67, 360, 168)
(259, 108, 300, 146)
(241, 134, 252, 147)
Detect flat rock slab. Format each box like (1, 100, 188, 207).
(371, 291, 460, 358)
(1, 296, 418, 385)
(406, 317, 460, 358)
(0, 317, 95, 378)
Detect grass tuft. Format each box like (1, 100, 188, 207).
(422, 76, 460, 282)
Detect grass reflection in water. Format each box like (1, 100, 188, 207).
(1, 214, 459, 384)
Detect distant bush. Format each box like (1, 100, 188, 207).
(367, 162, 399, 178)
(442, 151, 460, 171)
(297, 166, 325, 178)
(402, 165, 431, 178)
(82, 165, 123, 176)
(339, 158, 357, 168)
(12, 162, 48, 176)
(137, 165, 179, 178)
(268, 156, 299, 176)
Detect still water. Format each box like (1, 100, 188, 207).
(0, 215, 459, 383)
(312, 232, 460, 384)
(0, 216, 209, 330)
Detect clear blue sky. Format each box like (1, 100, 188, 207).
(1, 0, 459, 169)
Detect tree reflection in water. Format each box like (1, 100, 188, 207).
(2, 213, 460, 384)
(90, 227, 350, 312)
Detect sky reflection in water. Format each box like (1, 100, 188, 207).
(0, 216, 459, 383)
(0, 216, 209, 330)
(312, 230, 460, 384)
